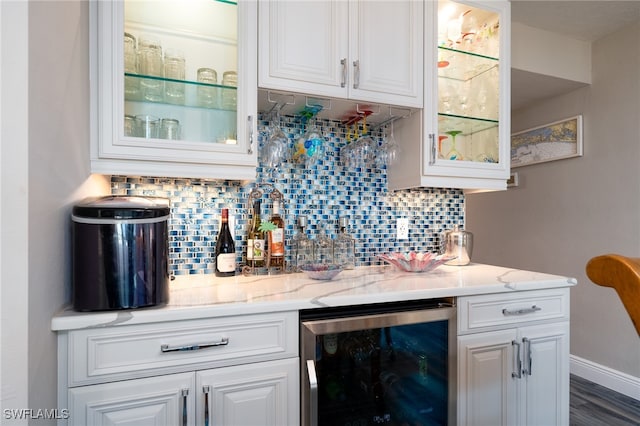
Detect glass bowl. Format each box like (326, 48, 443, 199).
(378, 252, 454, 273)
(299, 264, 343, 280)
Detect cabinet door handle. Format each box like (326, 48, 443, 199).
(307, 359, 318, 426)
(523, 337, 532, 376)
(511, 340, 522, 378)
(429, 133, 436, 165)
(203, 385, 211, 426)
(340, 58, 347, 88)
(502, 305, 542, 316)
(161, 337, 229, 353)
(353, 59, 360, 89)
(247, 115, 254, 154)
(181, 388, 189, 426)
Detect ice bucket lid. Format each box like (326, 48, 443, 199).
(72, 196, 170, 220)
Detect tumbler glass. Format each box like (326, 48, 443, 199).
(221, 71, 237, 110)
(197, 67, 218, 108)
(160, 118, 181, 140)
(124, 33, 140, 100)
(163, 48, 185, 104)
(137, 36, 163, 102)
(135, 114, 160, 138)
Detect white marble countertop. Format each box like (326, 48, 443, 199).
(51, 263, 576, 331)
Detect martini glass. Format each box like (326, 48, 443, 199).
(445, 130, 463, 160)
(438, 135, 448, 159)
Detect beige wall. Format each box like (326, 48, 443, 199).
(467, 20, 640, 378)
(2, 1, 108, 423)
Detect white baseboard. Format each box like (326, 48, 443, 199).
(570, 354, 640, 400)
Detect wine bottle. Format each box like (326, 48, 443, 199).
(215, 208, 236, 277)
(247, 201, 265, 268)
(268, 199, 285, 268)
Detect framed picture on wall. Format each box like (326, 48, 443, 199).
(511, 115, 583, 168)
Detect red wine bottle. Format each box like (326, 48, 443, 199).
(215, 208, 236, 277)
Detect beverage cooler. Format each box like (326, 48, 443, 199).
(300, 299, 457, 426)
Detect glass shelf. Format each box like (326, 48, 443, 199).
(438, 113, 498, 135)
(437, 46, 498, 82)
(124, 73, 237, 111)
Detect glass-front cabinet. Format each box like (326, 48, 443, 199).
(389, 0, 510, 192)
(90, 0, 257, 179)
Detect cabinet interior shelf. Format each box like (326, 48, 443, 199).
(438, 113, 498, 135)
(125, 73, 237, 111)
(437, 46, 498, 82)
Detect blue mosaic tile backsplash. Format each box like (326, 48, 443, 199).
(111, 115, 465, 275)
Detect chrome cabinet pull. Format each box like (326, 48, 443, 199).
(161, 337, 229, 353)
(247, 115, 254, 154)
(429, 133, 436, 165)
(181, 388, 189, 426)
(203, 385, 211, 426)
(307, 359, 318, 426)
(523, 337, 532, 376)
(502, 305, 542, 316)
(340, 58, 347, 88)
(511, 340, 522, 378)
(353, 59, 360, 89)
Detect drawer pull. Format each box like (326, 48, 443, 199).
(161, 337, 229, 353)
(502, 305, 542, 316)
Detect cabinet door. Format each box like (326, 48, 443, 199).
(389, 0, 510, 191)
(258, 0, 422, 108)
(197, 358, 300, 426)
(348, 0, 423, 107)
(518, 322, 570, 426)
(258, 0, 349, 98)
(91, 0, 257, 179)
(68, 372, 195, 426)
(457, 329, 518, 426)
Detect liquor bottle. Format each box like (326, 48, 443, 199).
(314, 221, 333, 265)
(247, 201, 265, 268)
(215, 208, 236, 277)
(268, 199, 285, 268)
(333, 216, 356, 269)
(292, 215, 313, 271)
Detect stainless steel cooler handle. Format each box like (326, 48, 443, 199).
(306, 359, 318, 426)
(161, 337, 229, 353)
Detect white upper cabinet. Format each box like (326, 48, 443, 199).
(258, 0, 424, 109)
(389, 0, 511, 192)
(90, 0, 257, 180)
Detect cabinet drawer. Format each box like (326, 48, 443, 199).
(458, 288, 570, 333)
(67, 311, 298, 386)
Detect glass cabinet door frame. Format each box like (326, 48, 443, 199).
(90, 0, 257, 175)
(423, 0, 510, 181)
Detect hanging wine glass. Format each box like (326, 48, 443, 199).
(340, 122, 358, 168)
(354, 115, 375, 169)
(445, 130, 463, 160)
(261, 106, 288, 171)
(376, 120, 400, 168)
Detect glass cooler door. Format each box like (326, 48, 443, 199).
(301, 302, 457, 426)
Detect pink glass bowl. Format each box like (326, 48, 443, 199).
(378, 252, 453, 273)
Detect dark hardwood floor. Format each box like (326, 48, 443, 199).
(570, 374, 640, 425)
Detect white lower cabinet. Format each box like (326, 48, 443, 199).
(457, 289, 570, 426)
(68, 359, 298, 426)
(59, 312, 300, 426)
